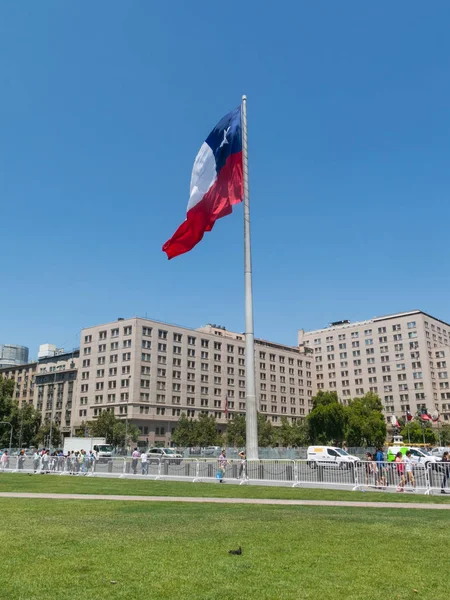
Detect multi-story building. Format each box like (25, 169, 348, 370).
(299, 310, 450, 422)
(0, 361, 38, 406)
(0, 348, 79, 435)
(0, 344, 29, 369)
(74, 317, 314, 446)
(35, 349, 79, 435)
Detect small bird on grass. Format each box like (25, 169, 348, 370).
(228, 546, 242, 555)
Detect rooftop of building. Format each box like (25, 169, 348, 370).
(81, 316, 301, 354)
(301, 309, 450, 336)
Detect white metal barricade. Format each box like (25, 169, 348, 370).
(0, 454, 447, 496)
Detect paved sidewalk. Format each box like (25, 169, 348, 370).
(0, 492, 449, 509)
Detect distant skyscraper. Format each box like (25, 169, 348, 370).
(0, 344, 29, 369)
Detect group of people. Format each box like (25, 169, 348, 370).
(365, 448, 450, 494)
(217, 449, 246, 483)
(131, 448, 149, 475)
(0, 448, 98, 474)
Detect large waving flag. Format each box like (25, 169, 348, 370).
(163, 107, 243, 259)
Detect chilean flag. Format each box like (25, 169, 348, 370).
(421, 411, 432, 422)
(162, 107, 243, 259)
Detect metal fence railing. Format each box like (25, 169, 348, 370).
(1, 456, 449, 496)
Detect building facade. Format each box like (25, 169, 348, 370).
(74, 318, 314, 446)
(35, 350, 79, 435)
(0, 344, 29, 369)
(0, 349, 79, 436)
(299, 310, 450, 422)
(0, 362, 37, 406)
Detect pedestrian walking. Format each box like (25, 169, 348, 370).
(140, 450, 148, 475)
(217, 449, 229, 483)
(41, 451, 50, 473)
(440, 451, 449, 494)
(375, 447, 386, 488)
(131, 448, 140, 475)
(403, 450, 416, 490)
(395, 452, 405, 492)
(238, 450, 246, 479)
(89, 451, 96, 472)
(1, 451, 9, 471)
(365, 453, 376, 485)
(74, 452, 81, 473)
(18, 450, 25, 470)
(33, 448, 40, 473)
(81, 450, 89, 474)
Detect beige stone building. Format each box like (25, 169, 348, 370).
(0, 362, 38, 407)
(0, 350, 79, 436)
(35, 350, 79, 435)
(74, 317, 314, 446)
(299, 310, 450, 422)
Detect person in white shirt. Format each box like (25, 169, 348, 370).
(403, 451, 416, 489)
(33, 449, 40, 473)
(141, 451, 148, 475)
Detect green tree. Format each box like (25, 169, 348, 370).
(290, 419, 310, 447)
(171, 413, 196, 447)
(194, 413, 222, 447)
(32, 421, 62, 449)
(87, 411, 139, 447)
(10, 403, 41, 448)
(344, 392, 387, 447)
(277, 417, 310, 447)
(0, 377, 41, 448)
(258, 413, 276, 447)
(226, 414, 246, 447)
(307, 391, 346, 444)
(439, 424, 450, 446)
(0, 377, 15, 419)
(400, 420, 436, 444)
(277, 416, 295, 447)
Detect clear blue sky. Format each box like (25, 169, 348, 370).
(2, 2, 450, 358)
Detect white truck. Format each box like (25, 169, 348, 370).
(63, 437, 114, 463)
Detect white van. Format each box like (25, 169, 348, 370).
(307, 446, 360, 469)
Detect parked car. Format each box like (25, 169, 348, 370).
(387, 446, 439, 468)
(147, 448, 183, 465)
(307, 446, 360, 469)
(430, 447, 450, 458)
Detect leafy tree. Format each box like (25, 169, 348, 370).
(0, 377, 15, 419)
(0, 377, 41, 448)
(344, 392, 386, 447)
(277, 417, 295, 447)
(226, 414, 246, 447)
(307, 391, 346, 444)
(257, 413, 276, 447)
(439, 424, 450, 446)
(10, 403, 41, 448)
(193, 413, 222, 447)
(400, 420, 436, 444)
(277, 417, 310, 447)
(87, 411, 139, 447)
(32, 421, 62, 449)
(290, 419, 310, 447)
(171, 413, 196, 447)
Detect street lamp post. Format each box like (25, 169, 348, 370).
(0, 421, 13, 456)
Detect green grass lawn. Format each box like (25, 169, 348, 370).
(1, 473, 450, 504)
(0, 498, 448, 600)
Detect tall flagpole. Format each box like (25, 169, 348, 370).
(242, 94, 258, 460)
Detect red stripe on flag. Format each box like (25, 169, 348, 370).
(163, 152, 243, 259)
